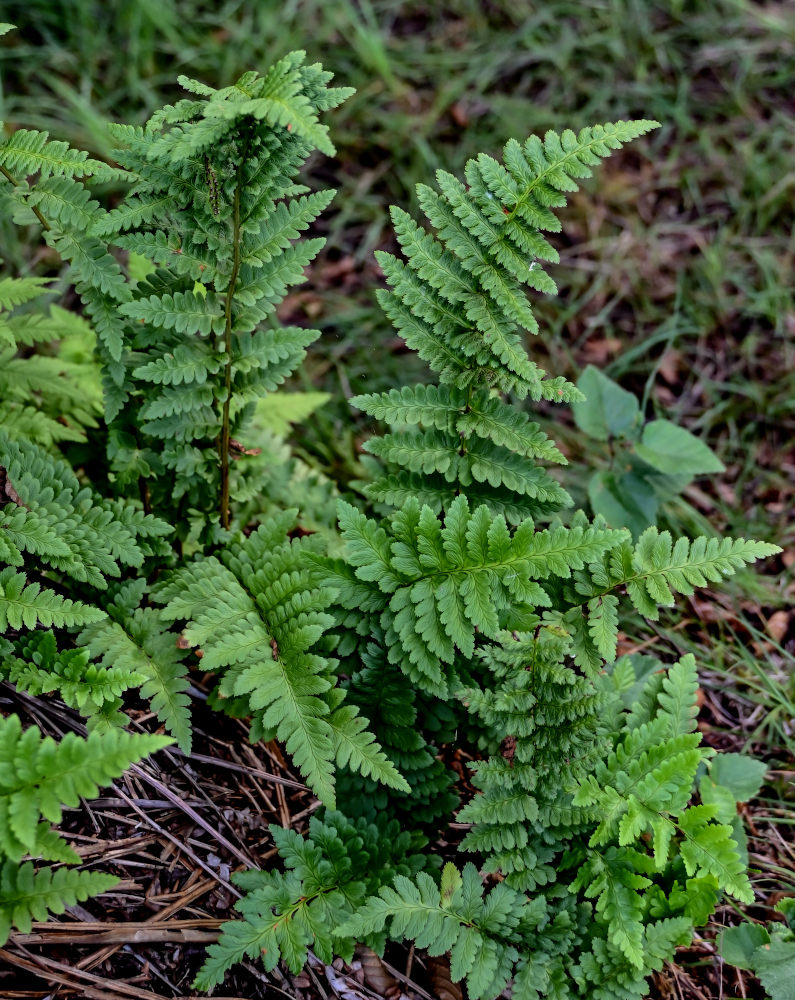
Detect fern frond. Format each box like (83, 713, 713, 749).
(78, 608, 192, 753)
(0, 276, 50, 310)
(328, 703, 410, 793)
(156, 514, 400, 806)
(0, 567, 105, 630)
(0, 128, 122, 181)
(0, 861, 117, 945)
(624, 529, 780, 619)
(678, 805, 752, 903)
(0, 714, 171, 861)
(1, 631, 141, 721)
(336, 863, 528, 1000)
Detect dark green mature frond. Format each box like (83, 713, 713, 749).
(336, 863, 536, 1000)
(0, 434, 171, 589)
(196, 810, 425, 990)
(330, 496, 619, 696)
(0, 631, 140, 728)
(78, 595, 192, 752)
(456, 626, 606, 891)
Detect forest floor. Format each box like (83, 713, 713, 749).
(1, 2, 793, 998)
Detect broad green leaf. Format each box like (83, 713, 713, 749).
(635, 420, 724, 476)
(572, 366, 640, 441)
(754, 938, 795, 1000)
(710, 753, 767, 803)
(778, 898, 795, 929)
(588, 470, 658, 537)
(718, 923, 770, 969)
(698, 777, 738, 825)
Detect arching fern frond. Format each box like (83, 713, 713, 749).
(155, 510, 406, 806)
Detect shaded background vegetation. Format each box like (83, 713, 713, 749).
(0, 2, 793, 997)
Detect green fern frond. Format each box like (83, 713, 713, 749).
(0, 714, 171, 862)
(196, 811, 424, 990)
(0, 566, 105, 630)
(625, 529, 780, 619)
(336, 863, 530, 1000)
(0, 128, 123, 181)
(0, 861, 117, 945)
(0, 276, 50, 310)
(1, 631, 141, 722)
(156, 513, 401, 806)
(78, 607, 192, 753)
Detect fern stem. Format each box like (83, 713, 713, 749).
(218, 142, 249, 530)
(0, 165, 51, 231)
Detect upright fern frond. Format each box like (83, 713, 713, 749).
(358, 119, 657, 519)
(101, 55, 351, 526)
(0, 55, 350, 529)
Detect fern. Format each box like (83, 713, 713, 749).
(330, 495, 619, 696)
(0, 567, 104, 630)
(0, 280, 101, 445)
(103, 56, 351, 526)
(155, 509, 407, 806)
(0, 435, 188, 742)
(0, 713, 170, 943)
(78, 584, 192, 752)
(0, 56, 784, 1000)
(196, 811, 427, 990)
(310, 117, 778, 1000)
(1, 54, 350, 530)
(337, 862, 533, 1000)
(0, 862, 118, 943)
(0, 631, 140, 728)
(358, 120, 657, 519)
